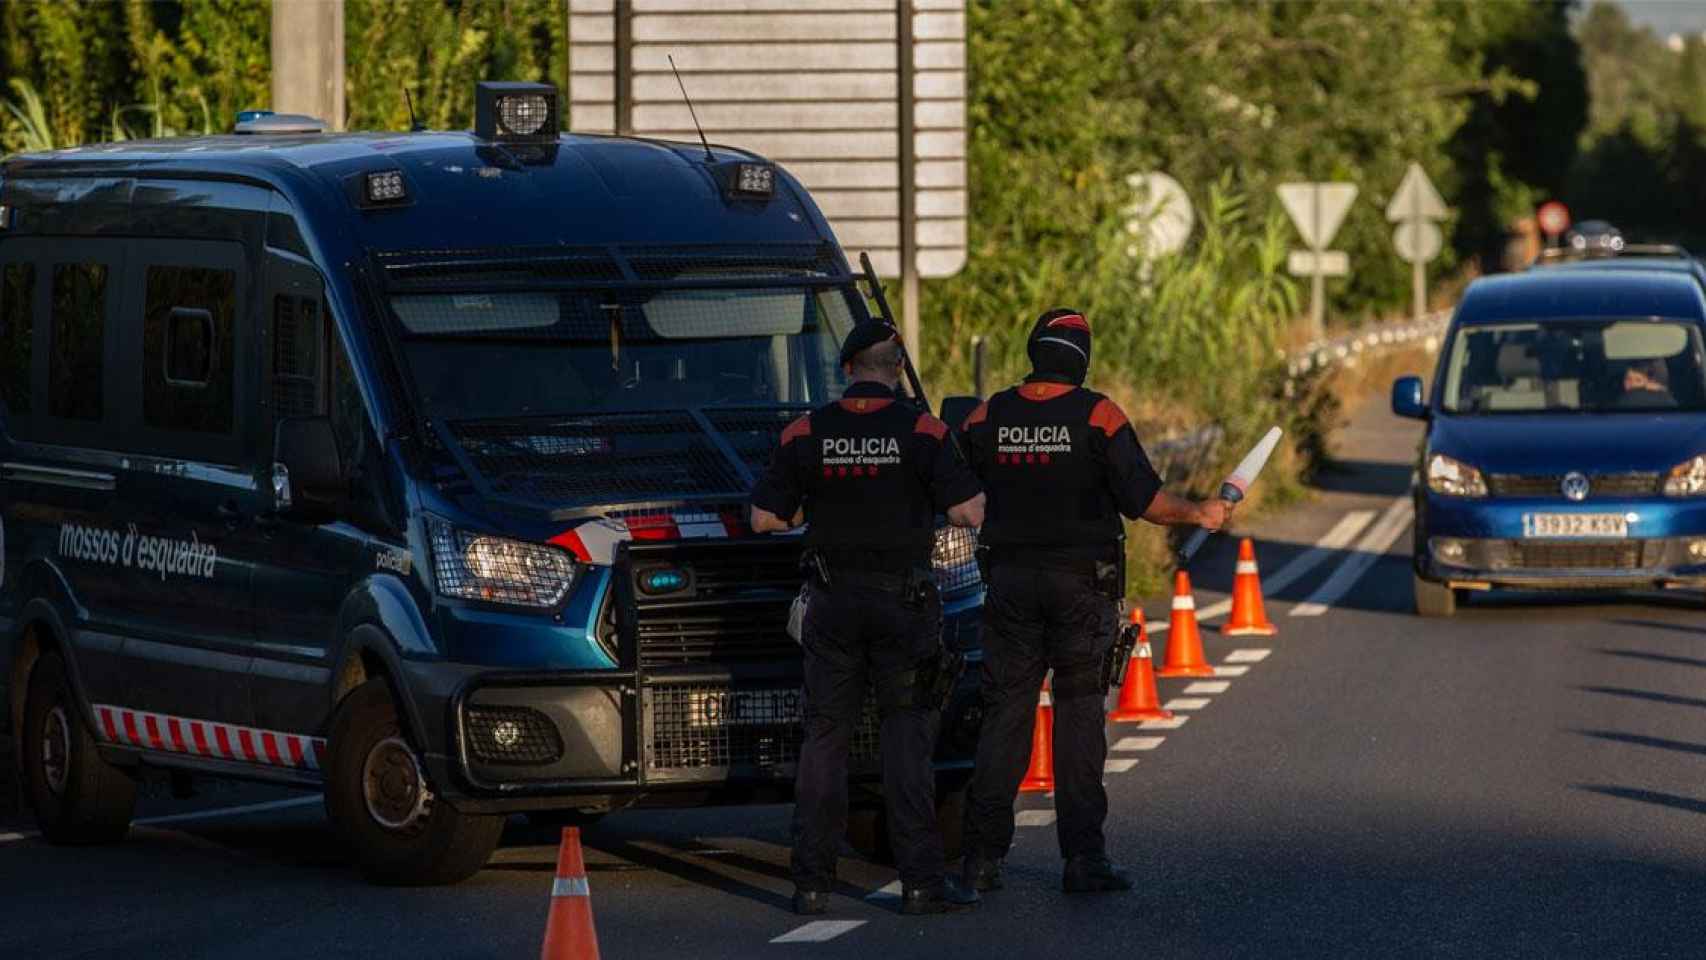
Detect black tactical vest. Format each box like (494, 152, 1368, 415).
(799, 396, 938, 566)
(976, 383, 1124, 549)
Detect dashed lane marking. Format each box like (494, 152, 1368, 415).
(1163, 698, 1211, 711)
(0, 831, 37, 843)
(1112, 736, 1165, 751)
(1225, 649, 1271, 664)
(1015, 810, 1057, 827)
(865, 880, 903, 901)
(1290, 496, 1413, 617)
(1104, 758, 1139, 773)
(772, 921, 866, 943)
(1214, 665, 1250, 677)
(132, 795, 321, 827)
(1137, 716, 1188, 730)
(1149, 509, 1376, 635)
(1184, 681, 1230, 694)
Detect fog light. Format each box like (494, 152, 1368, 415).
(1688, 540, 1706, 561)
(1432, 538, 1467, 563)
(491, 720, 521, 749)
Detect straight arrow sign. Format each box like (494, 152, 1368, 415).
(1385, 162, 1447, 222)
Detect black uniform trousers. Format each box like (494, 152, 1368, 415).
(964, 564, 1118, 862)
(792, 579, 944, 891)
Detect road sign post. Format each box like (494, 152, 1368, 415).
(1278, 182, 1357, 339)
(1386, 162, 1447, 322)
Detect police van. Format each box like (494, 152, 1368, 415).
(0, 83, 984, 883)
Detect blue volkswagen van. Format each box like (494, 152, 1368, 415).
(0, 84, 984, 883)
(1394, 268, 1706, 616)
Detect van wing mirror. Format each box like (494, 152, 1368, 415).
(938, 395, 980, 433)
(273, 417, 343, 520)
(1391, 376, 1428, 420)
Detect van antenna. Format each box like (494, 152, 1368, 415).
(668, 55, 715, 163)
(402, 85, 425, 132)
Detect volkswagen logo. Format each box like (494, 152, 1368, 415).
(1561, 471, 1591, 502)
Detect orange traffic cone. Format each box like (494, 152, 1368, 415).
(1019, 678, 1055, 793)
(540, 827, 601, 960)
(1158, 570, 1215, 678)
(1222, 538, 1278, 637)
(1109, 609, 1175, 723)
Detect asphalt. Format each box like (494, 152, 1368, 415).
(7, 395, 1706, 958)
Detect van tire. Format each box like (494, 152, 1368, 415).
(1414, 573, 1458, 617)
(324, 680, 502, 886)
(22, 653, 136, 844)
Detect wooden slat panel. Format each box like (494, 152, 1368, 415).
(812, 189, 900, 219)
(632, 71, 897, 102)
(913, 0, 963, 10)
(782, 160, 898, 189)
(915, 160, 965, 188)
(570, 76, 615, 102)
(634, 43, 896, 72)
(570, 44, 615, 72)
(916, 130, 965, 159)
(915, 189, 965, 217)
(634, 12, 895, 42)
(915, 100, 963, 129)
(916, 218, 965, 246)
(571, 105, 616, 131)
(914, 11, 965, 40)
(858, 249, 901, 276)
(569, 13, 615, 42)
(917, 248, 965, 276)
(636, 0, 895, 10)
(644, 130, 899, 160)
(914, 71, 965, 99)
(829, 219, 899, 247)
(633, 101, 896, 132)
(913, 41, 964, 70)
(569, 0, 614, 11)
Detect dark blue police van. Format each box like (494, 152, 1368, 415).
(0, 83, 984, 883)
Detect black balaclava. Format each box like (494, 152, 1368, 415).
(1026, 308, 1092, 384)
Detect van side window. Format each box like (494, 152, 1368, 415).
(142, 266, 236, 434)
(0, 263, 33, 415)
(272, 295, 325, 418)
(49, 263, 107, 421)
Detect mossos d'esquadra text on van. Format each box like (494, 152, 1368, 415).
(57, 522, 218, 581)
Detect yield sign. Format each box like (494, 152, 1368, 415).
(1278, 183, 1358, 250)
(1385, 162, 1447, 222)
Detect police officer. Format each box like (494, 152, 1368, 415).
(958, 308, 1230, 894)
(750, 319, 987, 916)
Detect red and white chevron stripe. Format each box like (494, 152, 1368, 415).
(93, 704, 326, 772)
(551, 507, 774, 565)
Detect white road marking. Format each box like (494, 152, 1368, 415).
(1137, 716, 1188, 730)
(1015, 810, 1057, 827)
(1149, 509, 1376, 635)
(1163, 698, 1211, 711)
(1290, 496, 1413, 617)
(1225, 649, 1271, 663)
(865, 880, 903, 901)
(0, 831, 37, 843)
(1104, 758, 1139, 773)
(772, 921, 866, 943)
(1112, 736, 1165, 751)
(1184, 681, 1230, 694)
(1214, 665, 1250, 677)
(132, 795, 321, 827)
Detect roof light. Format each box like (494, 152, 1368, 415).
(475, 81, 559, 144)
(734, 163, 775, 196)
(233, 113, 326, 135)
(366, 170, 408, 203)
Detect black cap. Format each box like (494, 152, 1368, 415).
(1026, 308, 1092, 383)
(839, 319, 901, 365)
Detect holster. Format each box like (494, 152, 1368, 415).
(913, 644, 966, 710)
(903, 567, 936, 608)
(1095, 550, 1126, 601)
(1102, 609, 1140, 690)
(801, 548, 833, 588)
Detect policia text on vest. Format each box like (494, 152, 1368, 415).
(750, 320, 987, 917)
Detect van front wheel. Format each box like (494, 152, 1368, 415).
(23, 653, 137, 843)
(324, 680, 502, 885)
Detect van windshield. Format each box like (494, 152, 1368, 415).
(392, 285, 856, 420)
(1440, 319, 1706, 414)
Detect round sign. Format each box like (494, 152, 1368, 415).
(1393, 220, 1442, 263)
(1124, 172, 1195, 258)
(1537, 201, 1570, 237)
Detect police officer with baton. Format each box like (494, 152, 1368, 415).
(958, 308, 1231, 894)
(751, 318, 986, 916)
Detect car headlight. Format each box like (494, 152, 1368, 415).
(1665, 455, 1706, 496)
(1426, 453, 1487, 497)
(428, 519, 578, 608)
(932, 524, 981, 594)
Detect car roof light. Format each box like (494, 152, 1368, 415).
(475, 81, 560, 144)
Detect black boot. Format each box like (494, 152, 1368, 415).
(961, 856, 1004, 892)
(793, 889, 830, 915)
(900, 875, 981, 915)
(1062, 855, 1134, 894)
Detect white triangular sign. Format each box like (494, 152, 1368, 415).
(1278, 182, 1358, 249)
(1385, 162, 1447, 222)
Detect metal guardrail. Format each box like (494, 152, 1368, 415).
(1144, 309, 1452, 479)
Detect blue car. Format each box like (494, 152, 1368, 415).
(1394, 269, 1706, 616)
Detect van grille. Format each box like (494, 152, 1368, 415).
(645, 683, 878, 774)
(1488, 472, 1658, 497)
(1504, 540, 1646, 569)
(630, 540, 804, 667)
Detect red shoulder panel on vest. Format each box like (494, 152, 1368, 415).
(962, 401, 990, 429)
(1089, 397, 1130, 437)
(838, 397, 895, 414)
(780, 414, 812, 445)
(1019, 382, 1075, 402)
(913, 414, 948, 440)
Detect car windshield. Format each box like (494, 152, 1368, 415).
(391, 285, 857, 420)
(1440, 318, 1706, 414)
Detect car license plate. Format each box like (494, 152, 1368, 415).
(1521, 513, 1628, 538)
(687, 688, 803, 728)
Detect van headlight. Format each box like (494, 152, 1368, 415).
(1426, 453, 1487, 498)
(428, 520, 578, 608)
(1665, 455, 1706, 496)
(932, 524, 981, 595)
